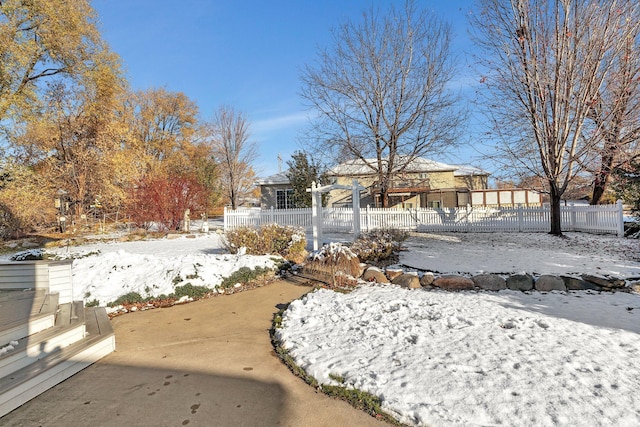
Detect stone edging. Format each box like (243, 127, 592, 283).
(361, 266, 640, 294)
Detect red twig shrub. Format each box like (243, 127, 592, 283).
(126, 174, 207, 230)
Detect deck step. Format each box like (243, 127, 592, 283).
(0, 291, 58, 346)
(0, 302, 87, 379)
(0, 307, 115, 417)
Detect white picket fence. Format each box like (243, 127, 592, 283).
(224, 201, 624, 237)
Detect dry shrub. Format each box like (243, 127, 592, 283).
(224, 224, 307, 263)
(305, 242, 361, 288)
(350, 228, 408, 263)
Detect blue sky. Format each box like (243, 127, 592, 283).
(93, 0, 480, 177)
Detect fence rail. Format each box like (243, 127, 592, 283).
(224, 201, 624, 237)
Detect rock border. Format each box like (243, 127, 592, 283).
(357, 266, 640, 294)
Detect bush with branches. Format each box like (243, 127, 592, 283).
(349, 229, 408, 264)
(305, 242, 361, 288)
(126, 174, 207, 231)
(224, 224, 307, 263)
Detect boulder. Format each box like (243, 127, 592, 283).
(472, 274, 506, 291)
(535, 275, 566, 292)
(506, 274, 534, 291)
(386, 268, 404, 281)
(363, 267, 390, 283)
(392, 273, 421, 289)
(420, 272, 435, 287)
(581, 274, 626, 289)
(629, 282, 640, 294)
(433, 275, 475, 291)
(358, 263, 368, 278)
(561, 276, 601, 291)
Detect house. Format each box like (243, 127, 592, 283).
(256, 157, 490, 209)
(326, 157, 490, 208)
(255, 171, 295, 209)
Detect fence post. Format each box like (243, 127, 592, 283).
(352, 180, 361, 236)
(570, 203, 577, 231)
(617, 200, 624, 237)
(465, 205, 470, 232)
(223, 206, 228, 231)
(365, 205, 370, 232)
(517, 204, 523, 232)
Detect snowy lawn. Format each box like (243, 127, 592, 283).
(6, 230, 640, 425)
(33, 233, 281, 308)
(400, 232, 640, 278)
(277, 286, 640, 426)
(277, 232, 640, 426)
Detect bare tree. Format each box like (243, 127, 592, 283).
(300, 0, 463, 207)
(471, 0, 640, 235)
(588, 26, 640, 204)
(208, 106, 257, 210)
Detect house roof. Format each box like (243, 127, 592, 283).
(453, 165, 490, 177)
(256, 158, 490, 185)
(255, 171, 290, 186)
(328, 157, 490, 177)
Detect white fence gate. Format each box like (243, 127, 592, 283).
(224, 201, 625, 237)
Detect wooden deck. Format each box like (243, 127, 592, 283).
(0, 289, 115, 417)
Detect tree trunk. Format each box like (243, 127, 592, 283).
(549, 183, 563, 236)
(230, 186, 237, 210)
(381, 189, 389, 208)
(591, 180, 606, 206)
(591, 142, 615, 205)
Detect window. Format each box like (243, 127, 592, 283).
(276, 189, 294, 209)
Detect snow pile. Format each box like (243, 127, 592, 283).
(278, 285, 640, 426)
(311, 242, 357, 262)
(0, 341, 19, 355)
(10, 249, 44, 261)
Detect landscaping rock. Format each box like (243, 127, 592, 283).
(386, 268, 404, 281)
(506, 274, 534, 291)
(433, 275, 475, 291)
(561, 276, 601, 291)
(363, 267, 390, 283)
(420, 272, 435, 287)
(358, 263, 368, 278)
(392, 273, 421, 289)
(581, 274, 626, 289)
(472, 274, 506, 291)
(535, 275, 566, 292)
(630, 282, 640, 294)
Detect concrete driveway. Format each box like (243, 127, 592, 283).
(1, 280, 383, 427)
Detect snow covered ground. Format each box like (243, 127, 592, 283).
(400, 232, 640, 279)
(5, 230, 640, 426)
(276, 232, 640, 426)
(277, 285, 640, 427)
(14, 233, 280, 307)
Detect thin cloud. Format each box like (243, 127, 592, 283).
(252, 112, 309, 135)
